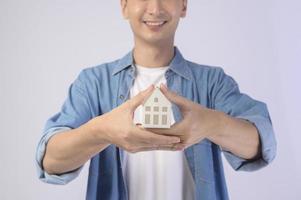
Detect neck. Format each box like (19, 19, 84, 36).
(133, 40, 175, 68)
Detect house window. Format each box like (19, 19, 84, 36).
(145, 114, 151, 124)
(154, 97, 158, 102)
(145, 106, 151, 111)
(153, 114, 159, 125)
(154, 106, 159, 112)
(162, 115, 167, 125)
(162, 107, 168, 112)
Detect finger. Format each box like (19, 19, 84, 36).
(128, 84, 155, 110)
(159, 83, 191, 111)
(133, 126, 181, 145)
(135, 144, 184, 152)
(145, 122, 184, 136)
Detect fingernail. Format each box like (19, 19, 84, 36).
(160, 83, 167, 89)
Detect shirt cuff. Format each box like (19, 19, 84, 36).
(222, 115, 277, 171)
(35, 127, 84, 184)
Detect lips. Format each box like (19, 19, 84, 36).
(143, 20, 167, 27)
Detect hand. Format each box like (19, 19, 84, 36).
(90, 85, 182, 153)
(146, 84, 225, 150)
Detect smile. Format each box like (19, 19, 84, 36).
(143, 21, 167, 27)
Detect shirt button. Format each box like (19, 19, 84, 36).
(119, 94, 124, 100)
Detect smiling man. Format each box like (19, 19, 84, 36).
(36, 0, 277, 199)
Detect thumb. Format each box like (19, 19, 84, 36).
(128, 84, 154, 110)
(160, 83, 190, 111)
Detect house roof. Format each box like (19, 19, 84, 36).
(143, 87, 172, 106)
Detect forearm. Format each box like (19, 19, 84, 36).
(43, 118, 110, 175)
(207, 112, 261, 160)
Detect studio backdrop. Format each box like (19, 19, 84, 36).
(0, 0, 300, 199)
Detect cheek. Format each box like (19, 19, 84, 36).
(166, 4, 183, 18)
(128, 11, 144, 27)
(129, 5, 144, 19)
(170, 10, 182, 20)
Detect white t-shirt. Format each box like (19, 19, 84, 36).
(123, 64, 195, 200)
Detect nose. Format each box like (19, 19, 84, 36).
(147, 0, 164, 16)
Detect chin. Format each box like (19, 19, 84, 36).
(141, 34, 172, 44)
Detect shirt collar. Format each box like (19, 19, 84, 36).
(112, 46, 192, 80)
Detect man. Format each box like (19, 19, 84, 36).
(36, 0, 277, 199)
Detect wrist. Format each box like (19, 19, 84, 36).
(207, 111, 229, 140)
(85, 117, 111, 146)
(218, 111, 230, 136)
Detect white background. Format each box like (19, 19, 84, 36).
(1, 0, 300, 199)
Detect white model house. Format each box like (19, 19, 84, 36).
(142, 86, 172, 128)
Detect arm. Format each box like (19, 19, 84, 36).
(147, 84, 261, 160)
(210, 67, 277, 171)
(41, 85, 181, 176)
(207, 112, 261, 160)
(149, 76, 276, 172)
(42, 119, 109, 175)
(35, 71, 95, 184)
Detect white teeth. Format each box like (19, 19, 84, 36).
(145, 21, 165, 26)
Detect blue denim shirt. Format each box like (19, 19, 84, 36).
(36, 46, 277, 200)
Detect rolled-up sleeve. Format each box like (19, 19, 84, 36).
(35, 70, 92, 184)
(211, 67, 277, 171)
